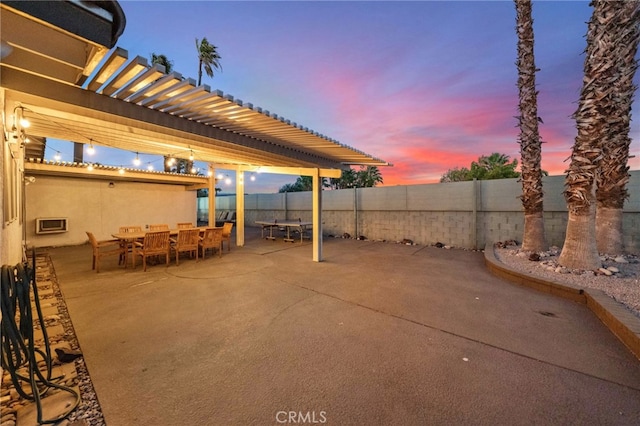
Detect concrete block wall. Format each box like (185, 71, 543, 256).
(200, 171, 640, 253)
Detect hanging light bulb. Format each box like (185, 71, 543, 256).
(54, 152, 61, 161)
(250, 173, 256, 181)
(118, 167, 125, 175)
(133, 152, 141, 166)
(19, 117, 30, 128)
(191, 167, 197, 174)
(189, 150, 195, 161)
(86, 140, 95, 155)
(217, 173, 224, 180)
(225, 175, 232, 185)
(207, 170, 214, 177)
(147, 162, 154, 171)
(166, 157, 175, 166)
(87, 164, 94, 171)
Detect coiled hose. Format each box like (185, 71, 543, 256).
(1, 252, 80, 424)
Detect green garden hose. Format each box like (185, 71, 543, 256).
(1, 252, 80, 424)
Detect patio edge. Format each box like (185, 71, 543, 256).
(484, 243, 640, 361)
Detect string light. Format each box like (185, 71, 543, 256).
(87, 164, 94, 171)
(118, 167, 125, 175)
(54, 152, 61, 161)
(189, 150, 195, 161)
(250, 173, 256, 181)
(224, 175, 232, 185)
(147, 162, 154, 171)
(217, 173, 224, 180)
(191, 167, 197, 174)
(207, 170, 213, 177)
(133, 152, 141, 166)
(86, 140, 95, 155)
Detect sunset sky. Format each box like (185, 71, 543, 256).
(46, 0, 640, 193)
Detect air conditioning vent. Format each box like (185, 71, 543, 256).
(36, 217, 68, 234)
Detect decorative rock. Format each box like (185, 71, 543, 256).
(516, 252, 528, 258)
(529, 253, 540, 261)
(598, 267, 613, 276)
(606, 266, 619, 273)
(614, 256, 628, 264)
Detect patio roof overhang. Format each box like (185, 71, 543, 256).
(1, 2, 388, 172)
(1, 1, 388, 262)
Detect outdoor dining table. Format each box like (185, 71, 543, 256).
(255, 220, 312, 243)
(111, 227, 212, 266)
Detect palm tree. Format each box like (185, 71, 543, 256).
(594, 1, 640, 255)
(151, 53, 175, 172)
(559, 0, 622, 270)
(195, 37, 222, 86)
(150, 53, 173, 73)
(514, 0, 546, 253)
(356, 166, 384, 187)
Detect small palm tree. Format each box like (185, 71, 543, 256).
(150, 53, 175, 172)
(195, 37, 222, 86)
(514, 0, 546, 253)
(356, 166, 383, 188)
(150, 53, 173, 73)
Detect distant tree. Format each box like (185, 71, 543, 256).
(440, 153, 520, 182)
(279, 176, 313, 193)
(328, 166, 383, 189)
(150, 53, 173, 73)
(150, 53, 176, 172)
(355, 166, 384, 187)
(195, 37, 222, 86)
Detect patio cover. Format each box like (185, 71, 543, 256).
(1, 1, 388, 261)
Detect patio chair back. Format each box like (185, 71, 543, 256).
(133, 230, 170, 271)
(199, 227, 223, 259)
(149, 224, 169, 231)
(119, 226, 142, 233)
(221, 222, 233, 251)
(86, 231, 124, 273)
(171, 228, 200, 265)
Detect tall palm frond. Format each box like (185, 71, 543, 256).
(196, 37, 222, 86)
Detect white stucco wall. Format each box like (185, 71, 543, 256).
(25, 175, 197, 247)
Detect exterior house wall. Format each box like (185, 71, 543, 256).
(202, 171, 640, 253)
(25, 175, 197, 247)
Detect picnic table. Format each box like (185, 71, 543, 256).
(255, 220, 312, 243)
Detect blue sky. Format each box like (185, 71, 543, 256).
(45, 0, 639, 193)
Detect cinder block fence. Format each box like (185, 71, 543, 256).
(204, 172, 640, 253)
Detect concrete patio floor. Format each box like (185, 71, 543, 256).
(48, 228, 640, 425)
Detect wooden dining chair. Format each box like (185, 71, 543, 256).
(170, 228, 200, 265)
(118, 226, 142, 265)
(199, 227, 223, 259)
(177, 222, 193, 229)
(221, 222, 234, 251)
(149, 224, 169, 231)
(132, 231, 170, 271)
(86, 231, 125, 273)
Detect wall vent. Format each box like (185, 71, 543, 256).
(36, 217, 68, 234)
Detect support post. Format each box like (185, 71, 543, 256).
(208, 165, 216, 227)
(312, 168, 323, 262)
(236, 171, 245, 247)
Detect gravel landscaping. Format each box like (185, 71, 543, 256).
(494, 241, 640, 319)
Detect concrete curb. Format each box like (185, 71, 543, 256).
(484, 243, 640, 361)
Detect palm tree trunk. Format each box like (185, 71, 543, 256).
(515, 0, 546, 253)
(596, 207, 624, 254)
(558, 0, 613, 271)
(594, 1, 640, 255)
